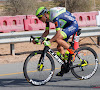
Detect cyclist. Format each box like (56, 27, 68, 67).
(35, 7, 79, 76)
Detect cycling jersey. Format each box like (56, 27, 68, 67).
(46, 7, 78, 42)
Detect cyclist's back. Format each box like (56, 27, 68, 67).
(49, 7, 76, 27)
(49, 7, 78, 41)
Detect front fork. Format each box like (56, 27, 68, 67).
(37, 46, 48, 71)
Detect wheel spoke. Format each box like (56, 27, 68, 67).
(23, 51, 55, 85)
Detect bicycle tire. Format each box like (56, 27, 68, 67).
(23, 50, 55, 86)
(71, 47, 99, 80)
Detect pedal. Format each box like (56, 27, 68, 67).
(79, 67, 84, 71)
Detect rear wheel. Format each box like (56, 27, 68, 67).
(23, 50, 55, 85)
(71, 47, 99, 80)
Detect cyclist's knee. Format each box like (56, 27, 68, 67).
(56, 38, 62, 43)
(57, 45, 64, 52)
(56, 38, 59, 43)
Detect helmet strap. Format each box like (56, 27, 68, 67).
(43, 13, 47, 19)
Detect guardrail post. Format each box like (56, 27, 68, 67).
(10, 44, 15, 56)
(97, 36, 100, 46)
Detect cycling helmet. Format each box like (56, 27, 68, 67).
(36, 7, 47, 18)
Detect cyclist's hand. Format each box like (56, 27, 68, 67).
(40, 37, 47, 44)
(32, 37, 40, 44)
(43, 41, 51, 46)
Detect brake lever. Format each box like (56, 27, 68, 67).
(31, 36, 35, 39)
(30, 36, 35, 43)
(40, 37, 45, 44)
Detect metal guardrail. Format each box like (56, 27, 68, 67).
(0, 27, 100, 55)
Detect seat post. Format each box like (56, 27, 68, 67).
(71, 33, 76, 48)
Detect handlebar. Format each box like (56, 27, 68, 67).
(30, 36, 35, 42)
(31, 36, 35, 39)
(30, 36, 50, 43)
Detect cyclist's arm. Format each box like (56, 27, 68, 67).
(49, 30, 61, 43)
(49, 18, 61, 43)
(42, 30, 49, 37)
(41, 22, 49, 37)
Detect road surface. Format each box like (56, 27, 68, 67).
(0, 54, 100, 90)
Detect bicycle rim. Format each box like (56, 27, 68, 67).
(23, 51, 55, 85)
(71, 47, 99, 80)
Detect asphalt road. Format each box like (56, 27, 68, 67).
(0, 54, 100, 90)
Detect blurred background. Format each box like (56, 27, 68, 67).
(0, 0, 100, 16)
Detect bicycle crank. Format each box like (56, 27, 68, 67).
(81, 60, 88, 67)
(79, 60, 88, 71)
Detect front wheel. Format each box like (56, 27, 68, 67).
(71, 47, 99, 80)
(23, 50, 55, 86)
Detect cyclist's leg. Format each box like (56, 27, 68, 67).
(57, 44, 65, 55)
(57, 22, 78, 54)
(55, 37, 70, 76)
(62, 22, 79, 61)
(56, 22, 78, 76)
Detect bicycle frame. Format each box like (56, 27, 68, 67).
(39, 46, 64, 65)
(39, 45, 85, 69)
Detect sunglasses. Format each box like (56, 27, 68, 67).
(37, 15, 43, 19)
(38, 17, 42, 19)
(38, 14, 47, 20)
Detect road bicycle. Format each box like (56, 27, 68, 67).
(23, 29, 99, 86)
